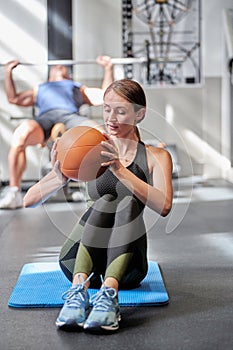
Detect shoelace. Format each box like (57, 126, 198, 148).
(91, 285, 117, 312)
(62, 273, 93, 307)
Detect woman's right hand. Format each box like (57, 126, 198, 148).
(51, 140, 68, 185)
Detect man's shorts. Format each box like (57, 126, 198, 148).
(34, 109, 89, 140)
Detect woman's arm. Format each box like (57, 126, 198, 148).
(23, 141, 68, 208)
(23, 161, 68, 208)
(101, 142, 173, 217)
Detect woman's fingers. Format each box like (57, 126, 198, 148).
(101, 131, 110, 140)
(54, 160, 69, 184)
(101, 141, 118, 160)
(51, 140, 59, 166)
(101, 140, 116, 152)
(53, 159, 60, 172)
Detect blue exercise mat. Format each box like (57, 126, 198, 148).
(8, 261, 169, 308)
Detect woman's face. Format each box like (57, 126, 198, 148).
(103, 90, 138, 137)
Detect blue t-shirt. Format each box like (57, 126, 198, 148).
(36, 80, 84, 116)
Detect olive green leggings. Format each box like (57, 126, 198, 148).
(59, 195, 148, 289)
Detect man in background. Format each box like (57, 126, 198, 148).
(0, 56, 114, 209)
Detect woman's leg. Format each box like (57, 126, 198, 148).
(59, 194, 117, 283)
(56, 194, 117, 331)
(73, 194, 117, 287)
(104, 196, 148, 289)
(83, 197, 147, 333)
(59, 185, 93, 281)
(59, 220, 83, 282)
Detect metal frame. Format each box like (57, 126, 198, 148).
(122, 0, 202, 85)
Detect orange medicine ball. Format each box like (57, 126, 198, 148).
(56, 126, 107, 181)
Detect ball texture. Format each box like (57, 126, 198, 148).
(56, 126, 107, 181)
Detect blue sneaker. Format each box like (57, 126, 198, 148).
(55, 274, 92, 330)
(84, 285, 121, 333)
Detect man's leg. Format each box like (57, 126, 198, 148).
(0, 120, 44, 209)
(9, 119, 44, 188)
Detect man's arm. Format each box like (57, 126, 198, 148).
(81, 55, 114, 106)
(4, 60, 35, 106)
(96, 55, 114, 91)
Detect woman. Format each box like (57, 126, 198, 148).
(24, 79, 173, 333)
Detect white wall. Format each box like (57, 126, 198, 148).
(0, 0, 233, 182)
(0, 0, 48, 85)
(202, 0, 233, 77)
(72, 0, 122, 82)
(0, 0, 48, 182)
(71, 0, 233, 179)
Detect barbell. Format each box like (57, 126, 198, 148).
(0, 56, 183, 67)
(0, 57, 145, 67)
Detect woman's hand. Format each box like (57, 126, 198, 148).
(23, 139, 69, 208)
(50, 139, 59, 167)
(100, 133, 124, 172)
(51, 140, 68, 185)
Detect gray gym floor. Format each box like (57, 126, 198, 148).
(1, 176, 233, 350)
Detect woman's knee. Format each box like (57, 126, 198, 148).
(113, 197, 145, 236)
(92, 194, 116, 214)
(85, 195, 116, 229)
(117, 196, 140, 218)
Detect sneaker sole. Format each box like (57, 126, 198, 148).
(0, 204, 23, 209)
(84, 314, 121, 333)
(56, 320, 84, 331)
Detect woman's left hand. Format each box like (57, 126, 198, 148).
(100, 133, 124, 172)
